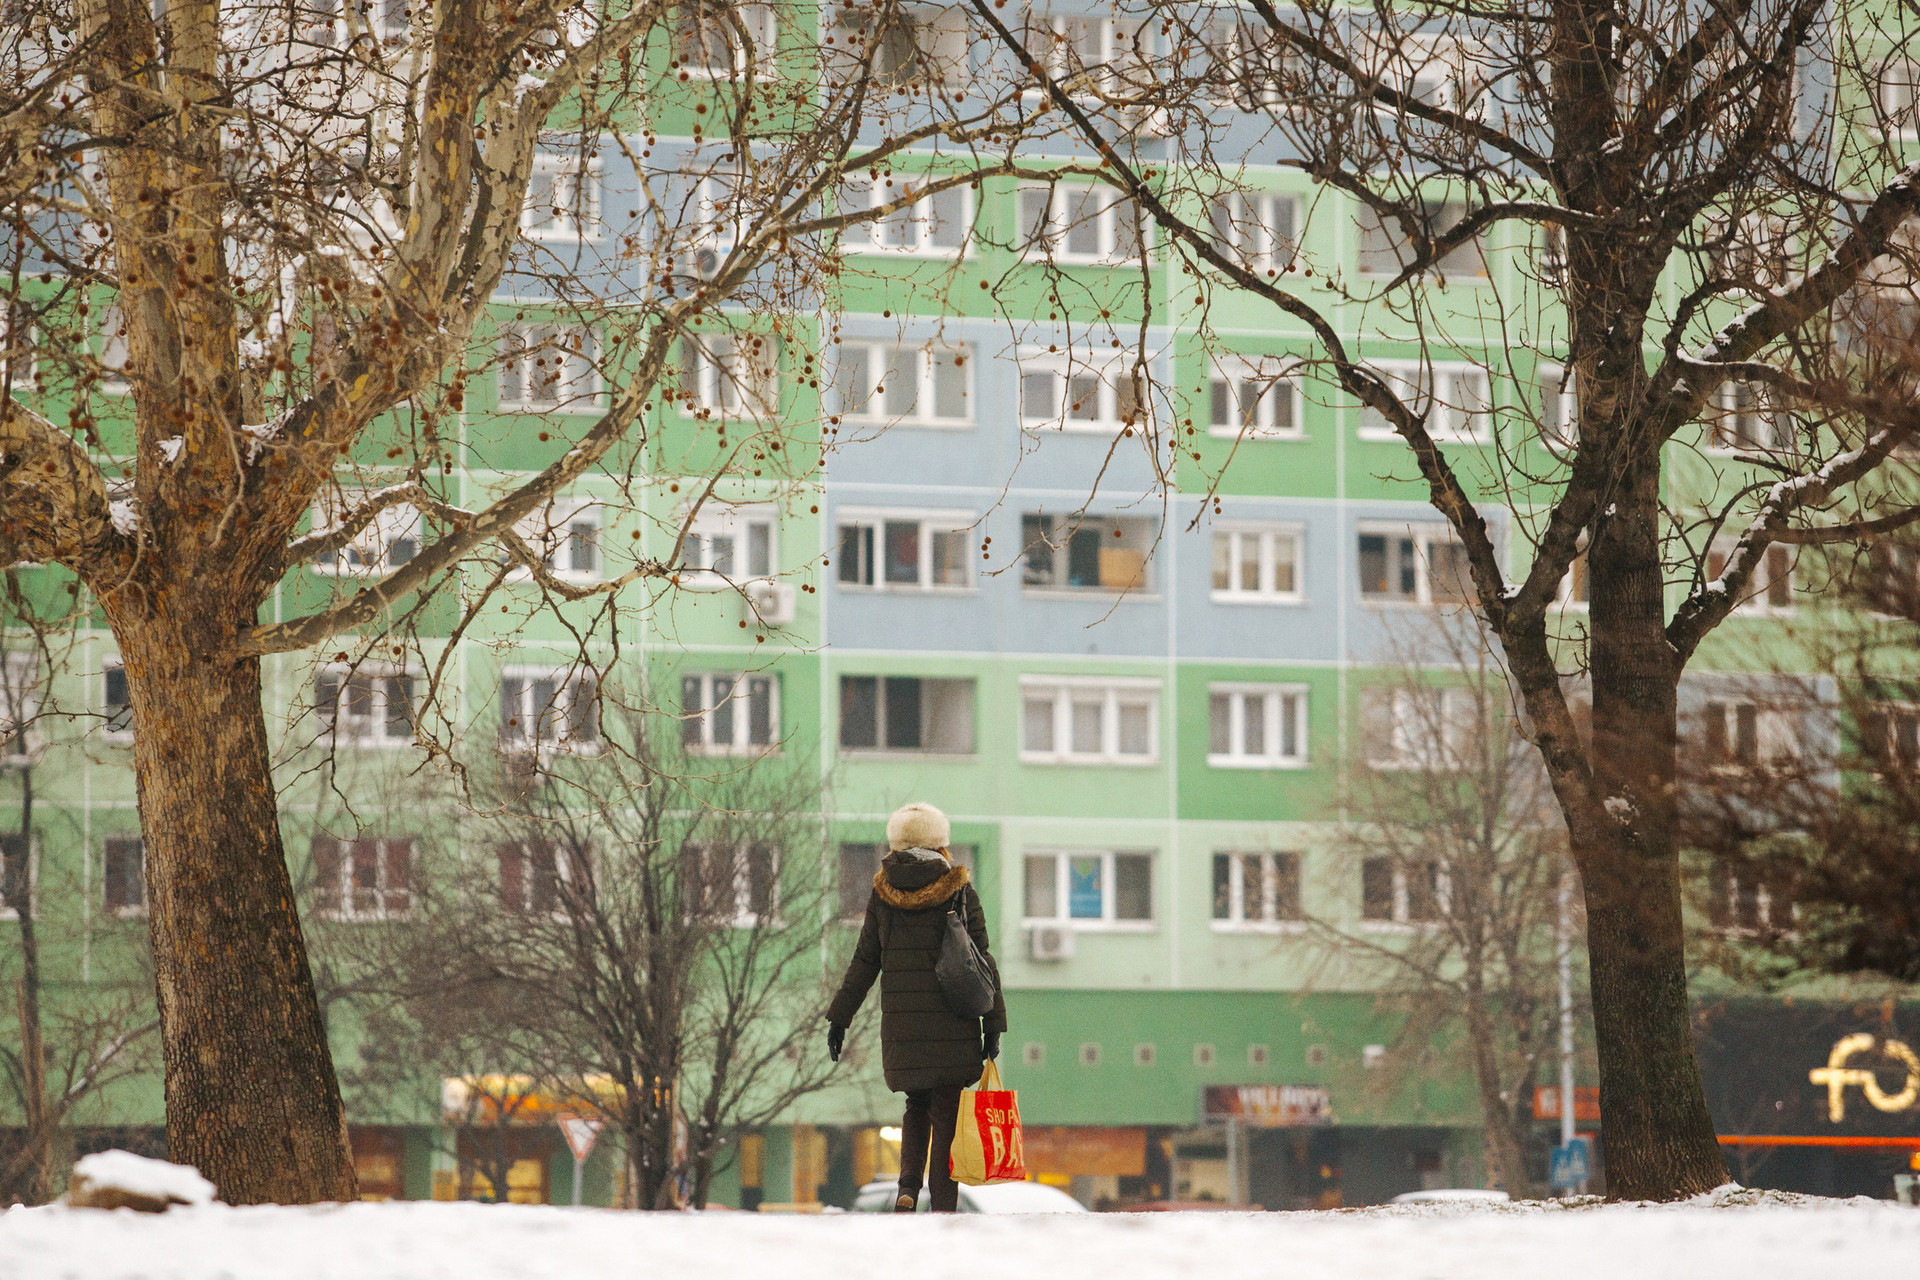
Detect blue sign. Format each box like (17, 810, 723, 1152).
(1550, 1137, 1592, 1189)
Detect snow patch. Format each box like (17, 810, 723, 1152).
(1604, 795, 1635, 823)
(157, 437, 184, 463)
(108, 500, 137, 535)
(69, 1151, 215, 1207)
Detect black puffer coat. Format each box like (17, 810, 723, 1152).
(827, 847, 1008, 1093)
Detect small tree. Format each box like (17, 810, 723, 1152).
(1323, 620, 1579, 1199)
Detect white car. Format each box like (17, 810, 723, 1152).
(1389, 1189, 1512, 1205)
(851, 1178, 1090, 1214)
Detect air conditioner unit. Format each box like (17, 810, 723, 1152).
(1027, 924, 1075, 962)
(743, 580, 796, 628)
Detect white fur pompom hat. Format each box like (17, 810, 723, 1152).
(886, 801, 950, 852)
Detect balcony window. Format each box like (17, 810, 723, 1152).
(1208, 355, 1300, 439)
(1018, 182, 1148, 265)
(839, 675, 975, 754)
(1361, 857, 1445, 924)
(1361, 686, 1483, 771)
(1357, 526, 1472, 605)
(1357, 361, 1490, 443)
(837, 176, 971, 254)
(497, 323, 598, 412)
(522, 154, 601, 240)
(1707, 380, 1787, 452)
(830, 342, 971, 425)
(1207, 684, 1308, 768)
(680, 333, 779, 419)
(673, 1, 778, 78)
(1021, 513, 1154, 592)
(837, 513, 972, 589)
(1211, 851, 1301, 928)
(1022, 849, 1154, 927)
(681, 672, 776, 753)
(1210, 193, 1298, 275)
(1211, 526, 1302, 601)
(679, 505, 776, 583)
(1356, 200, 1486, 278)
(1019, 677, 1158, 765)
(1707, 539, 1794, 613)
(499, 669, 599, 752)
(684, 842, 779, 927)
(313, 836, 413, 921)
(310, 490, 422, 576)
(317, 667, 416, 748)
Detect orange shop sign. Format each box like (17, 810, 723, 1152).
(1532, 1086, 1601, 1122)
(1201, 1085, 1332, 1127)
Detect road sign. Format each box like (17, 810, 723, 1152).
(559, 1114, 603, 1162)
(1550, 1137, 1592, 1190)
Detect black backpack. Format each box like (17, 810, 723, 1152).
(934, 892, 998, 1018)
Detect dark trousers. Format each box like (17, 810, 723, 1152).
(897, 1083, 965, 1212)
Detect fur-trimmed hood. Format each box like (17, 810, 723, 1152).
(873, 846, 969, 910)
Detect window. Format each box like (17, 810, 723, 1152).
(498, 839, 588, 915)
(1356, 201, 1486, 278)
(1211, 851, 1301, 928)
(1864, 540, 1920, 614)
(1018, 182, 1148, 265)
(1022, 849, 1154, 927)
(837, 842, 974, 919)
(1357, 526, 1472, 605)
(1357, 361, 1491, 443)
(1361, 857, 1445, 924)
(839, 676, 975, 754)
(0, 653, 38, 762)
(1861, 702, 1920, 771)
(1021, 513, 1155, 592)
(1706, 860, 1792, 934)
(1707, 380, 1786, 452)
(1024, 13, 1154, 94)
(497, 324, 597, 412)
(1881, 55, 1920, 138)
(1020, 349, 1150, 432)
(684, 842, 779, 926)
(499, 669, 600, 751)
(1711, 212, 1792, 292)
(0, 834, 29, 922)
(837, 175, 971, 255)
(686, 157, 746, 263)
(681, 672, 777, 753)
(96, 305, 130, 392)
(102, 661, 133, 739)
(1208, 685, 1308, 768)
(309, 490, 422, 576)
(360, 0, 411, 42)
(679, 504, 776, 583)
(674, 1, 778, 78)
(1361, 686, 1483, 771)
(824, 4, 969, 86)
(1019, 677, 1159, 765)
(1206, 18, 1299, 111)
(316, 667, 415, 748)
(505, 500, 602, 582)
(1383, 36, 1489, 118)
(680, 333, 779, 419)
(1208, 355, 1300, 439)
(836, 513, 972, 590)
(829, 342, 971, 425)
(1540, 224, 1568, 288)
(1701, 700, 1801, 767)
(1211, 526, 1303, 602)
(1211, 193, 1298, 275)
(312, 836, 412, 921)
(1539, 362, 1578, 451)
(103, 835, 145, 916)
(523, 154, 601, 240)
(1707, 540, 1794, 613)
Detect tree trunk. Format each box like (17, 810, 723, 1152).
(1462, 977, 1536, 1199)
(114, 605, 356, 1205)
(1580, 462, 1727, 1200)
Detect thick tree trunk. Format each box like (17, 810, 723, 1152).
(1580, 463, 1727, 1200)
(114, 604, 356, 1205)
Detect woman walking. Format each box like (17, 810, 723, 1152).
(825, 802, 1007, 1212)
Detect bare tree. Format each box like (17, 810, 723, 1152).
(0, 0, 1088, 1200)
(1314, 619, 1577, 1199)
(959, 0, 1920, 1197)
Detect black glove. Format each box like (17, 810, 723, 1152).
(826, 1022, 846, 1062)
(983, 1030, 1001, 1061)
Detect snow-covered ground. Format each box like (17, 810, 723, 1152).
(3, 1186, 1914, 1280)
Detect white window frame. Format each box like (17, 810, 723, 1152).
(1017, 182, 1150, 266)
(96, 304, 131, 394)
(1020, 847, 1156, 930)
(1018, 675, 1160, 766)
(1363, 686, 1481, 772)
(680, 332, 779, 420)
(834, 508, 975, 592)
(0, 652, 38, 764)
(685, 841, 782, 928)
(1210, 524, 1304, 603)
(102, 658, 134, 742)
(1205, 17, 1300, 112)
(312, 835, 414, 923)
(499, 666, 601, 754)
(1024, 13, 1154, 95)
(837, 674, 977, 756)
(498, 838, 593, 919)
(673, 1, 780, 79)
(522, 152, 603, 241)
(316, 664, 418, 749)
(1879, 54, 1920, 140)
(504, 498, 605, 584)
(1357, 360, 1491, 444)
(1207, 354, 1302, 440)
(309, 489, 423, 577)
(1018, 348, 1152, 433)
(1705, 380, 1787, 453)
(1360, 856, 1450, 931)
(676, 502, 777, 587)
(497, 322, 601, 413)
(1020, 511, 1157, 594)
(823, 4, 972, 87)
(681, 671, 779, 755)
(829, 340, 973, 427)
(836, 175, 973, 256)
(1708, 537, 1796, 615)
(1210, 192, 1299, 275)
(1355, 522, 1473, 606)
(1210, 850, 1303, 932)
(1207, 683, 1309, 769)
(1355, 200, 1487, 280)
(1538, 361, 1579, 452)
(1390, 35, 1490, 119)
(1862, 701, 1920, 772)
(1700, 699, 1803, 769)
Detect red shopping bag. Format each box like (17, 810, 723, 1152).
(950, 1060, 1027, 1186)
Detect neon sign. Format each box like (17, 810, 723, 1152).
(1808, 1035, 1920, 1122)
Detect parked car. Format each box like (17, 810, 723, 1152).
(1389, 1189, 1512, 1205)
(850, 1178, 1090, 1214)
